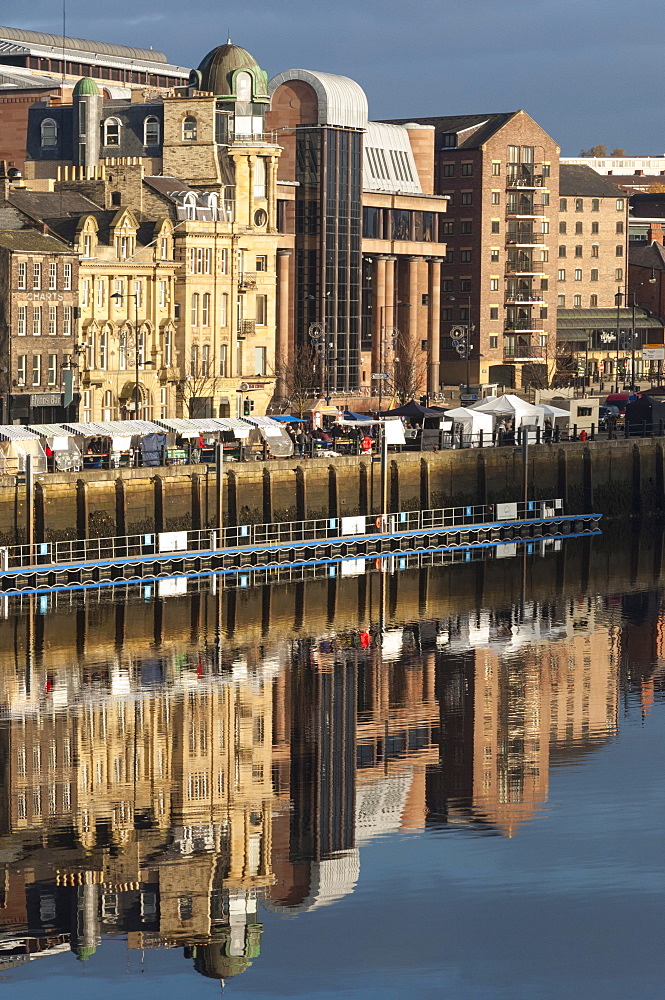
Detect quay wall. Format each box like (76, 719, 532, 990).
(0, 438, 662, 545)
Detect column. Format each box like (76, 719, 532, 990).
(267, 157, 279, 232)
(247, 155, 255, 229)
(276, 250, 291, 401)
(408, 257, 420, 355)
(427, 258, 442, 397)
(384, 257, 396, 363)
(372, 256, 387, 375)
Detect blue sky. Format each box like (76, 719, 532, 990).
(3, 0, 664, 154)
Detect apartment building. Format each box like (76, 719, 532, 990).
(390, 111, 561, 389)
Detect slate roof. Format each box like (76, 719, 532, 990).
(144, 175, 197, 198)
(557, 307, 662, 331)
(559, 165, 626, 198)
(630, 241, 665, 271)
(384, 112, 518, 149)
(0, 230, 73, 253)
(9, 189, 103, 220)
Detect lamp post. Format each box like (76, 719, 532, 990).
(111, 290, 141, 419)
(447, 294, 474, 395)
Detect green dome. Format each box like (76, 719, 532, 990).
(73, 77, 100, 97)
(191, 43, 268, 101)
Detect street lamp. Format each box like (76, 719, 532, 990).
(111, 290, 144, 419)
(447, 294, 474, 395)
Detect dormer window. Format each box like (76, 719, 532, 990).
(441, 133, 457, 148)
(182, 116, 197, 141)
(103, 117, 121, 146)
(40, 118, 58, 148)
(144, 116, 160, 146)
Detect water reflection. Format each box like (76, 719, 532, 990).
(0, 530, 663, 986)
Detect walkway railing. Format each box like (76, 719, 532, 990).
(0, 499, 565, 572)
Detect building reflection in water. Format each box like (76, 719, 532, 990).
(0, 540, 663, 982)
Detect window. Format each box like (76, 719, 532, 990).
(204, 247, 212, 273)
(575, 221, 583, 234)
(17, 306, 26, 335)
(492, 162, 501, 176)
(615, 268, 623, 281)
(589, 268, 599, 281)
(491, 221, 499, 233)
(144, 115, 160, 145)
(542, 221, 549, 234)
(560, 198, 567, 211)
(540, 306, 548, 319)
(461, 192, 472, 205)
(541, 278, 548, 290)
(490, 249, 499, 262)
(542, 192, 550, 205)
(236, 341, 243, 376)
(33, 262, 41, 289)
(558, 269, 566, 281)
(441, 279, 453, 292)
(461, 162, 473, 175)
(489, 335, 498, 348)
(134, 280, 143, 307)
(83, 234, 92, 257)
(490, 307, 499, 320)
(591, 244, 599, 257)
(48, 304, 57, 334)
(256, 294, 267, 325)
(460, 249, 472, 262)
(63, 262, 72, 289)
(440, 221, 453, 235)
(558, 294, 565, 306)
(461, 221, 472, 234)
(559, 221, 567, 234)
(159, 280, 167, 307)
(575, 198, 583, 211)
(441, 133, 457, 147)
(103, 117, 121, 146)
(99, 329, 108, 369)
(63, 305, 72, 336)
(202, 292, 210, 326)
(201, 344, 210, 376)
(591, 199, 599, 212)
(32, 354, 41, 385)
(574, 294, 582, 307)
(616, 199, 624, 210)
(615, 244, 623, 256)
(41, 118, 57, 147)
(17, 355, 26, 385)
(575, 245, 583, 257)
(443, 250, 454, 263)
(616, 221, 624, 234)
(590, 294, 598, 306)
(491, 191, 500, 205)
(33, 305, 42, 336)
(48, 354, 57, 385)
(442, 163, 454, 177)
(255, 255, 268, 273)
(49, 262, 57, 289)
(219, 344, 228, 377)
(254, 345, 267, 375)
(575, 269, 582, 281)
(559, 245, 566, 257)
(191, 293, 199, 326)
(17, 261, 26, 289)
(96, 280, 105, 307)
(460, 278, 471, 292)
(591, 222, 599, 234)
(490, 278, 499, 291)
(182, 115, 197, 141)
(164, 328, 172, 367)
(441, 308, 453, 321)
(81, 279, 89, 306)
(160, 386, 168, 419)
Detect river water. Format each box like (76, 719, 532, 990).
(0, 527, 662, 999)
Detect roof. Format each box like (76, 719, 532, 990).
(144, 175, 197, 199)
(9, 190, 103, 221)
(0, 424, 41, 441)
(559, 164, 625, 197)
(195, 42, 267, 98)
(0, 230, 73, 253)
(363, 122, 422, 196)
(0, 24, 168, 63)
(385, 112, 518, 149)
(270, 69, 368, 130)
(28, 423, 78, 438)
(73, 76, 99, 97)
(629, 241, 665, 271)
(557, 307, 663, 332)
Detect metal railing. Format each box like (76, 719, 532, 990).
(0, 499, 566, 573)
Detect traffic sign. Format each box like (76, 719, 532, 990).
(371, 373, 389, 379)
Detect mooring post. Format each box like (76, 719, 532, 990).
(25, 454, 34, 552)
(522, 431, 529, 507)
(215, 442, 224, 532)
(380, 424, 389, 514)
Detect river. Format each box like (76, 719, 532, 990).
(0, 526, 662, 998)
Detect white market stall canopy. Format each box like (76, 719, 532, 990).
(0, 425, 42, 441)
(535, 404, 570, 423)
(443, 407, 493, 446)
(470, 394, 545, 427)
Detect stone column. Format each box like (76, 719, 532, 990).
(372, 256, 387, 375)
(384, 257, 396, 364)
(427, 258, 442, 397)
(408, 257, 420, 355)
(276, 250, 291, 401)
(267, 157, 279, 232)
(247, 155, 255, 229)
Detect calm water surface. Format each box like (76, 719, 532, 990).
(0, 528, 663, 999)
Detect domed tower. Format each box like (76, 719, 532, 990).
(72, 77, 103, 171)
(189, 41, 270, 143)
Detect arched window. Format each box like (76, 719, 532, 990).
(144, 115, 160, 146)
(235, 71, 252, 103)
(99, 328, 108, 370)
(183, 193, 196, 221)
(119, 327, 128, 370)
(40, 118, 58, 148)
(182, 116, 197, 141)
(103, 389, 113, 421)
(103, 117, 121, 146)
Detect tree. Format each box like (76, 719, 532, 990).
(168, 361, 228, 418)
(274, 344, 320, 416)
(611, 148, 625, 157)
(522, 341, 577, 390)
(385, 335, 428, 404)
(579, 144, 607, 157)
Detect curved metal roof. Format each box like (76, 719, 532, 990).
(269, 68, 367, 130)
(0, 25, 168, 64)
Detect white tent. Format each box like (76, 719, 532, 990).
(470, 394, 545, 429)
(443, 407, 494, 447)
(535, 403, 570, 424)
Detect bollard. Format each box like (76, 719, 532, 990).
(479, 429, 484, 449)
(554, 425, 560, 443)
(590, 422, 595, 440)
(624, 418, 630, 439)
(573, 423, 577, 441)
(536, 426, 541, 445)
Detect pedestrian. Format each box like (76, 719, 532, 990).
(544, 418, 553, 444)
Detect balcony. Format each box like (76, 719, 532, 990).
(505, 291, 545, 304)
(506, 167, 548, 189)
(238, 319, 256, 338)
(505, 202, 547, 218)
(505, 259, 546, 275)
(505, 231, 546, 246)
(503, 344, 546, 362)
(505, 320, 545, 333)
(238, 271, 257, 291)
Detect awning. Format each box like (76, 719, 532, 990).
(272, 415, 306, 423)
(0, 425, 42, 441)
(557, 307, 664, 333)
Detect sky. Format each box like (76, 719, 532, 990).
(3, 0, 664, 156)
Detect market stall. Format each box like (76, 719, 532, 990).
(241, 415, 294, 458)
(0, 425, 47, 474)
(28, 423, 83, 471)
(442, 407, 493, 448)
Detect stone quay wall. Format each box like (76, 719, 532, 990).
(0, 438, 661, 545)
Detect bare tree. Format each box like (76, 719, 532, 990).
(274, 344, 320, 416)
(385, 335, 428, 404)
(522, 342, 577, 390)
(168, 360, 228, 418)
(579, 144, 607, 157)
